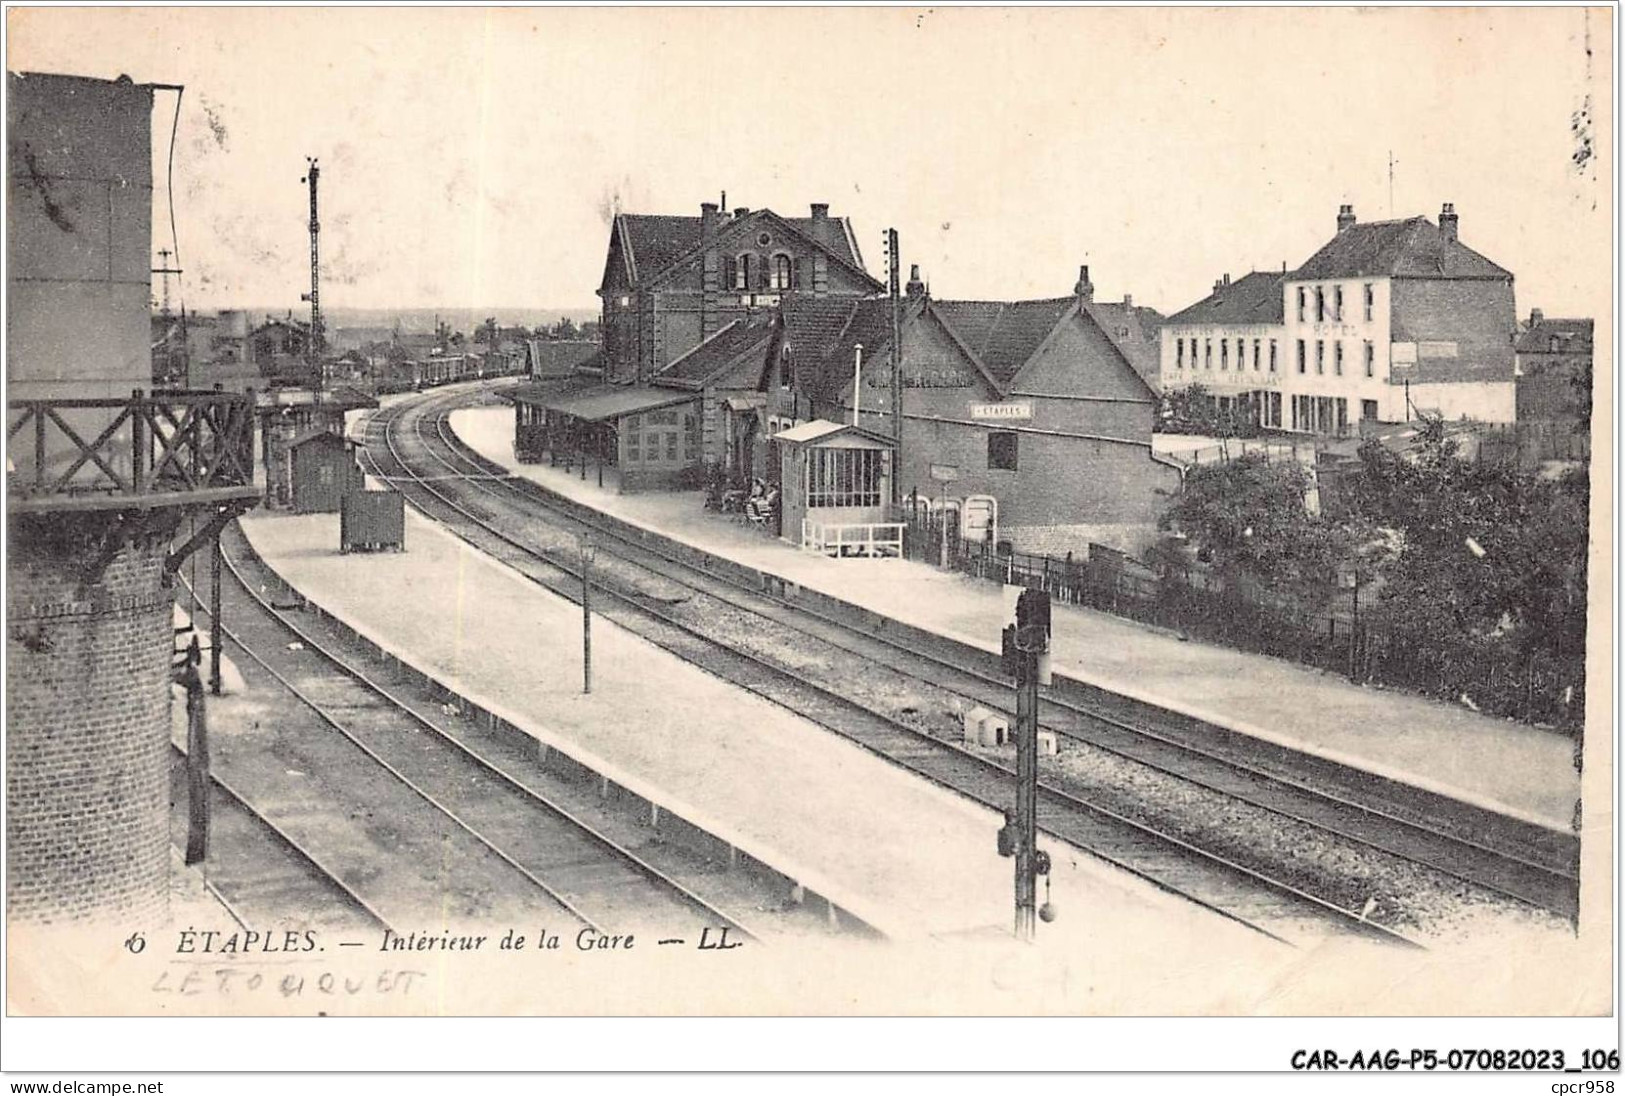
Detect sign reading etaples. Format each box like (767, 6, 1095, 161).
(968, 401, 1033, 421)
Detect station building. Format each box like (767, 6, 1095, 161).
(513, 198, 881, 490)
(1161, 203, 1518, 435)
(755, 267, 1180, 556)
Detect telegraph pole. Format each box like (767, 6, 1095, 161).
(300, 158, 324, 388)
(886, 228, 902, 507)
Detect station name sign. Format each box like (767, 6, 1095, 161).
(968, 401, 1032, 421)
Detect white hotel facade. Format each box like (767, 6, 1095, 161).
(1160, 203, 1517, 436)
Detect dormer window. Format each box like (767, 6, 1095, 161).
(771, 254, 793, 291)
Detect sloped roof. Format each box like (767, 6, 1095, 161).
(1086, 299, 1166, 392)
(931, 297, 1075, 385)
(289, 427, 354, 450)
(773, 418, 893, 447)
(1293, 218, 1511, 281)
(614, 209, 868, 287)
(618, 215, 699, 283)
(527, 339, 601, 379)
(1166, 271, 1287, 326)
(778, 295, 897, 403)
(524, 383, 696, 422)
(654, 314, 776, 388)
(1516, 317, 1594, 355)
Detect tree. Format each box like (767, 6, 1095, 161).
(552, 316, 579, 341)
(474, 317, 499, 346)
(1159, 452, 1348, 603)
(1345, 420, 1589, 719)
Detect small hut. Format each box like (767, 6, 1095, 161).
(288, 429, 362, 513)
(773, 420, 901, 556)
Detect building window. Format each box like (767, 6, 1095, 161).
(734, 254, 752, 290)
(771, 254, 793, 291)
(1296, 287, 1306, 322)
(1205, 340, 1212, 369)
(1364, 341, 1374, 377)
(1315, 286, 1325, 322)
(1296, 340, 1306, 374)
(1176, 339, 1184, 369)
(1315, 340, 1324, 374)
(1220, 340, 1228, 370)
(1362, 398, 1378, 420)
(1334, 285, 1344, 321)
(1334, 341, 1344, 375)
(807, 447, 884, 508)
(987, 431, 1019, 471)
(1363, 283, 1375, 322)
(1269, 339, 1277, 372)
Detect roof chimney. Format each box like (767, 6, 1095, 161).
(733, 207, 750, 219)
(810, 202, 829, 220)
(1223, 273, 1231, 286)
(1074, 264, 1094, 302)
(1337, 203, 1356, 234)
(1213, 277, 1225, 295)
(1530, 307, 1544, 327)
(906, 263, 925, 297)
(701, 202, 720, 240)
(1439, 202, 1458, 241)
(1123, 294, 1133, 308)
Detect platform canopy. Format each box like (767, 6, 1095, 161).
(773, 418, 894, 447)
(516, 383, 694, 423)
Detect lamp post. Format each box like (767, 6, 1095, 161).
(579, 535, 597, 694)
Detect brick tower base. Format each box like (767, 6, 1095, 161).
(6, 512, 183, 924)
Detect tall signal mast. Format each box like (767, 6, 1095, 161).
(300, 157, 324, 382)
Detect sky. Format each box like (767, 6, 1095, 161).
(6, 6, 1614, 322)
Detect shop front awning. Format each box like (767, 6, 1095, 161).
(523, 384, 696, 424)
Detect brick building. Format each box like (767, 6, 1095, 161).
(756, 267, 1181, 555)
(516, 199, 883, 491)
(1514, 309, 1593, 464)
(1162, 203, 1519, 433)
(597, 200, 882, 385)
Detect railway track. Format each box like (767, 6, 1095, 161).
(411, 391, 1581, 923)
(170, 742, 393, 935)
(427, 398, 1580, 921)
(356, 387, 1442, 950)
(177, 531, 759, 945)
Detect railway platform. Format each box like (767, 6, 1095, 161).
(449, 406, 1581, 834)
(238, 506, 1293, 984)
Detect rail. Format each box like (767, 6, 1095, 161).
(7, 389, 256, 509)
(801, 519, 905, 558)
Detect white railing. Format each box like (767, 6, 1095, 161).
(801, 519, 905, 558)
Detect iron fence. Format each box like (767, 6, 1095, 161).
(899, 510, 1584, 731)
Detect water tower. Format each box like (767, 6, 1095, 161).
(6, 72, 260, 923)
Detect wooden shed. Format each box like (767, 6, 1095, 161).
(289, 428, 362, 514)
(773, 419, 901, 557)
